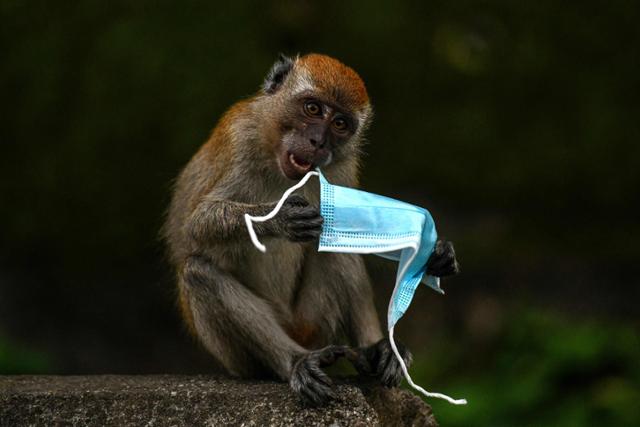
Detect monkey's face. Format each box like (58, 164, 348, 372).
(277, 95, 356, 181)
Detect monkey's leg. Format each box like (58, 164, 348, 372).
(293, 252, 383, 348)
(293, 252, 410, 387)
(180, 254, 343, 406)
(298, 252, 414, 388)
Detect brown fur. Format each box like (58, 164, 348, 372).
(163, 54, 382, 382)
(299, 54, 370, 112)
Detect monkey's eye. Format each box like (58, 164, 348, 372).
(332, 117, 348, 132)
(304, 101, 322, 117)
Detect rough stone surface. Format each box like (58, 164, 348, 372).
(0, 375, 437, 426)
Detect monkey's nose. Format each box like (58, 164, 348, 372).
(309, 138, 325, 148)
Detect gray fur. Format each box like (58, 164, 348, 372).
(262, 53, 295, 94)
(163, 55, 459, 405)
(162, 57, 383, 403)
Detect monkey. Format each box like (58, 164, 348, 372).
(163, 53, 460, 406)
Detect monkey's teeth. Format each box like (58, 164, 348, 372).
(289, 153, 311, 171)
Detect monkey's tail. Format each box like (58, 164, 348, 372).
(245, 170, 320, 252)
(388, 326, 468, 405)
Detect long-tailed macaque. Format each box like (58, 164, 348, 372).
(163, 54, 459, 405)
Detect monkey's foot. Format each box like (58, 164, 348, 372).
(289, 345, 347, 407)
(426, 240, 460, 277)
(348, 338, 413, 388)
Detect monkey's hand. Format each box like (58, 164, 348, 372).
(277, 194, 324, 242)
(290, 345, 347, 406)
(348, 338, 413, 388)
(426, 240, 460, 277)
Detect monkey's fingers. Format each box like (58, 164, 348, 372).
(344, 347, 361, 363)
(378, 340, 412, 388)
(291, 374, 328, 406)
(426, 241, 460, 277)
(286, 206, 322, 220)
(285, 194, 310, 207)
(427, 257, 460, 277)
(288, 231, 322, 242)
(346, 347, 374, 375)
(288, 216, 324, 230)
(381, 356, 403, 388)
(291, 358, 336, 406)
(302, 377, 336, 406)
(374, 342, 393, 377)
(287, 219, 323, 242)
(380, 356, 398, 387)
(309, 363, 334, 387)
(381, 349, 411, 388)
(315, 345, 348, 367)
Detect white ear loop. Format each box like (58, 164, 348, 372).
(389, 325, 467, 405)
(244, 170, 319, 253)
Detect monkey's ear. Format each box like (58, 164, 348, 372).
(262, 53, 295, 94)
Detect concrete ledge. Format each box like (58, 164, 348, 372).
(0, 375, 437, 426)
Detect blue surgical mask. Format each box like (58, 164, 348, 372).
(245, 170, 467, 405)
(316, 170, 442, 328)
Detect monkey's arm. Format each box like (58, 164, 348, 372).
(186, 194, 322, 244)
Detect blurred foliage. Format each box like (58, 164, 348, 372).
(0, 1, 639, 425)
(412, 309, 640, 427)
(1, 0, 639, 272)
(0, 333, 50, 374)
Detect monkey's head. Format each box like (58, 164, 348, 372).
(261, 54, 372, 181)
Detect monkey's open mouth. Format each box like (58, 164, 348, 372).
(288, 152, 313, 174)
(279, 150, 315, 180)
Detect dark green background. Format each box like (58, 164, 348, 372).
(1, 1, 639, 425)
